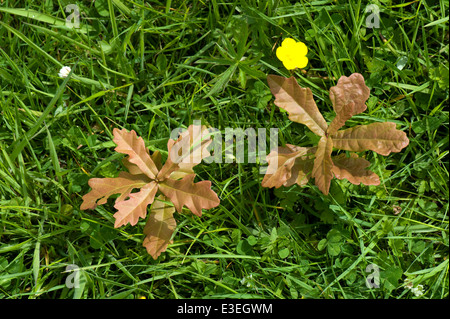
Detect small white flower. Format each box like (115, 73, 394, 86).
(404, 278, 414, 289)
(240, 274, 254, 288)
(411, 284, 424, 297)
(404, 279, 424, 297)
(58, 66, 72, 78)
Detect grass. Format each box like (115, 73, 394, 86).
(0, 0, 448, 299)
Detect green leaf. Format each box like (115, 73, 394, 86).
(317, 238, 328, 251)
(326, 229, 344, 256)
(156, 54, 168, 72)
(95, 0, 110, 16)
(236, 239, 254, 256)
(247, 236, 258, 246)
(327, 242, 341, 256)
(278, 248, 290, 259)
(204, 64, 238, 98)
(382, 266, 403, 291)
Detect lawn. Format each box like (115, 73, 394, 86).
(0, 0, 448, 300)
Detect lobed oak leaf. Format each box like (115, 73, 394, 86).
(113, 128, 159, 179)
(262, 144, 315, 188)
(331, 122, 410, 156)
(113, 181, 158, 228)
(80, 171, 151, 210)
(327, 73, 370, 135)
(122, 150, 162, 175)
(284, 153, 315, 187)
(158, 174, 220, 217)
(311, 136, 334, 195)
(157, 125, 212, 181)
(332, 153, 380, 186)
(142, 195, 176, 260)
(151, 150, 163, 171)
(155, 139, 182, 180)
(267, 75, 328, 137)
(171, 124, 212, 166)
(122, 157, 143, 175)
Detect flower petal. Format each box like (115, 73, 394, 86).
(281, 38, 297, 48)
(283, 59, 298, 70)
(276, 46, 288, 61)
(296, 56, 308, 69)
(296, 42, 308, 56)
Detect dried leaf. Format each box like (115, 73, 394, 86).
(327, 73, 370, 135)
(151, 150, 163, 171)
(331, 122, 410, 156)
(172, 124, 212, 165)
(122, 150, 162, 175)
(284, 153, 315, 187)
(143, 195, 176, 259)
(158, 174, 220, 217)
(267, 75, 328, 136)
(312, 136, 334, 195)
(80, 172, 150, 210)
(113, 181, 158, 228)
(113, 128, 159, 179)
(122, 157, 143, 175)
(332, 153, 380, 186)
(262, 144, 315, 188)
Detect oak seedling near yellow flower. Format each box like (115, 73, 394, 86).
(276, 38, 308, 70)
(262, 73, 409, 195)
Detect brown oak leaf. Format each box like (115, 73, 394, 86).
(332, 153, 380, 186)
(327, 73, 370, 135)
(267, 75, 328, 137)
(311, 136, 334, 195)
(142, 195, 177, 259)
(262, 144, 315, 188)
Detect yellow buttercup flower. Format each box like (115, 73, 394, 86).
(276, 38, 308, 70)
